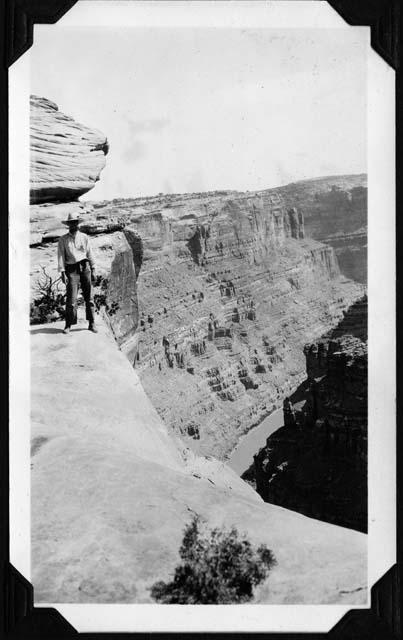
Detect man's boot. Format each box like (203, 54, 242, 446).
(88, 322, 98, 333)
(62, 325, 71, 334)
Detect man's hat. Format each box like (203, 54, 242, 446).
(62, 212, 81, 225)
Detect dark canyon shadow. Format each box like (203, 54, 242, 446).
(242, 296, 368, 534)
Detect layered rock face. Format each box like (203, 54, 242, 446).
(30, 95, 108, 204)
(251, 297, 367, 532)
(31, 189, 365, 460)
(87, 193, 363, 460)
(265, 175, 367, 284)
(29, 97, 365, 463)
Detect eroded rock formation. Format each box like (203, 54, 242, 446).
(266, 175, 367, 283)
(31, 189, 365, 460)
(30, 95, 108, 204)
(251, 297, 368, 532)
(78, 194, 364, 459)
(29, 97, 366, 463)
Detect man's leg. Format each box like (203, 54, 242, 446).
(80, 267, 97, 331)
(65, 270, 79, 331)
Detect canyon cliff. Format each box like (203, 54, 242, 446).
(114, 194, 364, 461)
(29, 96, 368, 605)
(30, 98, 366, 461)
(265, 175, 367, 284)
(31, 189, 365, 460)
(249, 297, 367, 532)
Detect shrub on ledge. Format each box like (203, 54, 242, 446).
(30, 267, 65, 324)
(150, 516, 276, 604)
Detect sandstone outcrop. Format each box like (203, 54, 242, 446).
(265, 175, 367, 283)
(30, 188, 365, 460)
(31, 317, 367, 604)
(30, 96, 108, 204)
(250, 297, 367, 532)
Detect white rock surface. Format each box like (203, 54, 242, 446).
(31, 316, 367, 604)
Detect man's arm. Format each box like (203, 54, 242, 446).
(57, 237, 67, 284)
(85, 235, 96, 276)
(58, 237, 66, 270)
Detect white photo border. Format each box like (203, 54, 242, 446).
(9, 0, 396, 633)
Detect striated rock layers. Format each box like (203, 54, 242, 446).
(76, 194, 365, 460)
(251, 296, 367, 532)
(29, 96, 365, 462)
(30, 95, 108, 204)
(265, 175, 367, 284)
(31, 189, 365, 461)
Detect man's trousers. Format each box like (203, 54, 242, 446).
(65, 262, 95, 327)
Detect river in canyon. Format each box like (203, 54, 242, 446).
(227, 380, 310, 475)
(227, 407, 284, 475)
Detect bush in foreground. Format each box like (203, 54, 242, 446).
(93, 275, 120, 316)
(150, 516, 276, 604)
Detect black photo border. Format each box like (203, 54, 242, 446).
(1, 0, 401, 638)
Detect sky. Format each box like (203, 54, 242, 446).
(30, 26, 367, 200)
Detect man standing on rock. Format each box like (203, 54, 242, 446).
(58, 212, 98, 335)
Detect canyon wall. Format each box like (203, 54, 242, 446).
(265, 175, 367, 284)
(31, 191, 365, 462)
(82, 192, 364, 461)
(251, 296, 368, 532)
(29, 97, 365, 463)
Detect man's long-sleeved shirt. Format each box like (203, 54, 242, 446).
(57, 230, 95, 273)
